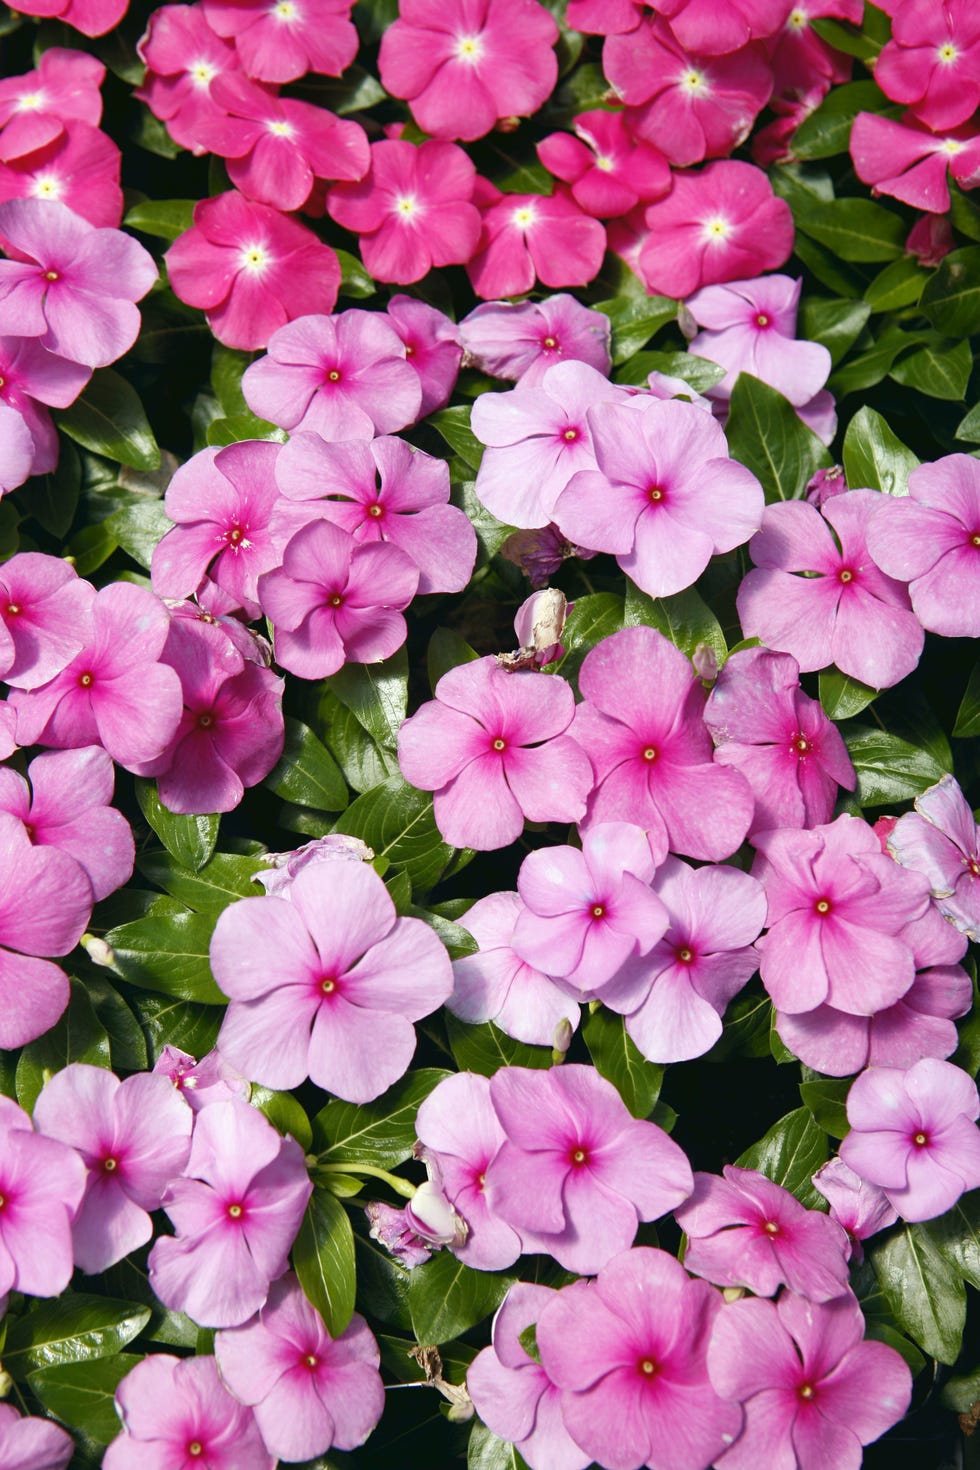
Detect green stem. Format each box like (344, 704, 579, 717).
(317, 1161, 416, 1200)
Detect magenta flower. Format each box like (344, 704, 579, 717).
(152, 441, 283, 619)
(811, 1158, 899, 1260)
(467, 185, 606, 298)
(657, 0, 788, 51)
(258, 518, 418, 680)
(866, 452, 980, 639)
(243, 308, 422, 438)
(841, 1059, 980, 1223)
(416, 1071, 523, 1270)
(103, 1354, 274, 1470)
(152, 1044, 249, 1111)
(851, 112, 980, 213)
(0, 1095, 86, 1299)
(379, 0, 558, 142)
(537, 1247, 743, 1470)
(0, 335, 90, 477)
(0, 198, 156, 367)
(0, 46, 104, 139)
(397, 657, 594, 851)
(553, 394, 765, 598)
(485, 1065, 693, 1273)
(34, 1063, 193, 1273)
(736, 492, 925, 689)
(216, 1276, 384, 1461)
(166, 192, 341, 351)
(328, 138, 481, 285)
(704, 646, 856, 834)
(11, 0, 126, 37)
(708, 1289, 911, 1469)
(0, 401, 33, 494)
(0, 1404, 73, 1470)
(9, 582, 184, 770)
(0, 551, 93, 690)
(386, 293, 462, 416)
(274, 432, 476, 595)
(887, 773, 980, 939)
(0, 119, 122, 228)
(573, 626, 755, 861)
(202, 0, 358, 83)
(135, 5, 241, 154)
(459, 293, 611, 386)
(149, 1098, 312, 1327)
(212, 861, 452, 1101)
(537, 109, 671, 216)
(676, 1166, 851, 1301)
(875, 0, 980, 129)
(686, 273, 831, 404)
(467, 1282, 591, 1470)
(638, 161, 794, 299)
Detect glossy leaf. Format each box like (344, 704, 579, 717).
(726, 373, 831, 502)
(408, 1250, 514, 1343)
(135, 779, 219, 871)
(265, 718, 349, 812)
(735, 1106, 829, 1210)
(294, 1189, 357, 1338)
(446, 1017, 552, 1077)
(841, 406, 918, 496)
(104, 909, 225, 1003)
(55, 369, 161, 471)
(871, 1223, 966, 1365)
(313, 1068, 452, 1167)
(29, 1355, 139, 1443)
(624, 581, 727, 664)
(4, 1296, 151, 1371)
(583, 1006, 663, 1120)
(921, 246, 980, 337)
(843, 727, 949, 806)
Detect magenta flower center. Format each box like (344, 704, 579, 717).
(791, 734, 812, 757)
(970, 533, 980, 548)
(6, 602, 19, 616)
(798, 1382, 816, 1401)
(198, 711, 214, 729)
(569, 1145, 589, 1167)
(814, 897, 831, 916)
(966, 855, 980, 877)
(755, 313, 770, 329)
(647, 485, 665, 503)
(492, 737, 506, 751)
(301, 1352, 319, 1371)
(320, 974, 338, 994)
(78, 671, 94, 688)
(563, 428, 578, 442)
(367, 503, 384, 519)
(187, 1440, 204, 1457)
(227, 525, 246, 546)
(44, 269, 59, 282)
(912, 1131, 929, 1148)
(763, 1219, 780, 1234)
(676, 946, 694, 964)
(227, 1201, 245, 1219)
(0, 1192, 5, 1210)
(326, 368, 342, 383)
(637, 1355, 659, 1379)
(102, 1155, 119, 1173)
(327, 593, 344, 608)
(591, 903, 606, 920)
(543, 335, 559, 350)
(838, 567, 855, 584)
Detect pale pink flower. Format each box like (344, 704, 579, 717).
(537, 109, 671, 215)
(152, 1045, 249, 1110)
(0, 119, 122, 227)
(460, 293, 611, 385)
(104, 1354, 274, 1470)
(0, 401, 33, 494)
(0, 551, 93, 690)
(467, 184, 606, 298)
(811, 1158, 899, 1259)
(0, 335, 90, 476)
(686, 273, 831, 403)
(254, 834, 374, 897)
(887, 773, 980, 939)
(0, 1404, 73, 1470)
(202, 0, 358, 83)
(0, 1095, 86, 1299)
(135, 4, 241, 153)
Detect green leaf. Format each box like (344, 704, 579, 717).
(791, 80, 894, 159)
(799, 1077, 852, 1140)
(829, 324, 926, 397)
(624, 581, 727, 665)
(709, 987, 772, 1061)
(736, 1106, 829, 1210)
(811, 11, 886, 60)
(889, 336, 971, 400)
(954, 661, 980, 737)
(408, 1250, 514, 1343)
(794, 197, 906, 263)
(871, 1223, 966, 1364)
(552, 593, 624, 679)
(104, 909, 225, 1003)
(843, 726, 949, 807)
(124, 198, 196, 240)
(427, 627, 480, 692)
(265, 718, 348, 811)
(725, 373, 831, 502)
(583, 1007, 662, 1120)
(818, 669, 878, 721)
(105, 499, 173, 569)
(324, 647, 408, 752)
(333, 774, 454, 891)
(29, 1355, 138, 1443)
(792, 232, 867, 299)
(86, 976, 149, 1073)
(430, 405, 485, 472)
(206, 413, 286, 446)
(841, 406, 919, 496)
(250, 1086, 313, 1151)
(955, 404, 980, 445)
(15, 981, 111, 1114)
(410, 904, 478, 960)
(921, 246, 980, 337)
(298, 63, 387, 115)
(55, 369, 161, 471)
(614, 351, 725, 392)
(27, 439, 80, 538)
(798, 296, 871, 366)
(446, 1016, 552, 1077)
(4, 1295, 150, 1371)
(941, 1364, 980, 1413)
(865, 256, 928, 313)
(314, 689, 398, 794)
(131, 993, 222, 1064)
(923, 1190, 980, 1291)
(135, 779, 219, 870)
(137, 849, 264, 914)
(592, 293, 677, 364)
(294, 1189, 357, 1338)
(336, 248, 376, 299)
(451, 479, 513, 563)
(313, 1068, 452, 1167)
(468, 1421, 528, 1470)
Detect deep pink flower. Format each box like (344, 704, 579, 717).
(0, 198, 157, 367)
(0, 335, 90, 476)
(460, 293, 611, 386)
(202, 0, 358, 83)
(811, 1158, 899, 1259)
(708, 1290, 911, 1469)
(0, 1095, 86, 1299)
(397, 657, 594, 851)
(216, 1276, 384, 1461)
(0, 1404, 73, 1470)
(655, 0, 790, 53)
(767, 0, 862, 99)
(887, 774, 980, 939)
(103, 1354, 274, 1470)
(907, 209, 955, 265)
(135, 4, 242, 154)
(573, 626, 756, 861)
(467, 184, 606, 298)
(0, 552, 93, 689)
(34, 1064, 193, 1273)
(486, 1065, 693, 1273)
(840, 1058, 980, 1223)
(242, 308, 422, 438)
(0, 119, 122, 228)
(686, 273, 831, 403)
(328, 138, 480, 284)
(0, 48, 104, 158)
(536, 1247, 743, 1470)
(537, 109, 671, 216)
(736, 492, 925, 688)
(212, 862, 453, 1101)
(866, 452, 980, 638)
(166, 192, 341, 351)
(10, 0, 126, 36)
(676, 1165, 852, 1301)
(566, 0, 644, 30)
(637, 161, 794, 299)
(379, 0, 558, 142)
(850, 111, 980, 212)
(386, 294, 462, 415)
(875, 0, 980, 129)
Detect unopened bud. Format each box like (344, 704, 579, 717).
(722, 1287, 746, 1304)
(0, 1368, 12, 1399)
(551, 1018, 573, 1064)
(80, 933, 116, 968)
(691, 643, 719, 684)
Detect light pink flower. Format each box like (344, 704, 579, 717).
(0, 119, 122, 228)
(460, 293, 611, 386)
(104, 1354, 274, 1470)
(686, 273, 831, 403)
(386, 294, 462, 415)
(135, 5, 242, 154)
(152, 1045, 249, 1110)
(537, 109, 671, 215)
(254, 834, 374, 897)
(811, 1158, 899, 1259)
(875, 0, 980, 130)
(0, 1095, 86, 1299)
(0, 1404, 73, 1470)
(202, 0, 358, 83)
(467, 184, 606, 298)
(0, 335, 90, 476)
(0, 401, 33, 494)
(0, 552, 93, 689)
(886, 773, 980, 938)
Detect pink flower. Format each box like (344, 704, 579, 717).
(216, 1276, 384, 1461)
(460, 293, 611, 386)
(397, 657, 594, 851)
(866, 452, 980, 638)
(676, 1166, 852, 1301)
(135, 4, 241, 154)
(7, 0, 125, 38)
(686, 273, 831, 403)
(242, 308, 421, 437)
(328, 138, 480, 284)
(703, 646, 856, 833)
(637, 161, 794, 299)
(736, 492, 925, 689)
(152, 1044, 249, 1110)
(386, 294, 462, 415)
(850, 111, 980, 212)
(566, 0, 644, 31)
(379, 0, 558, 142)
(149, 1099, 312, 1327)
(0, 118, 122, 228)
(34, 1064, 193, 1273)
(0, 401, 33, 494)
(655, 0, 790, 53)
(274, 432, 476, 594)
(467, 1283, 591, 1470)
(103, 1354, 274, 1470)
(166, 192, 341, 351)
(254, 834, 374, 897)
(0, 1095, 86, 1299)
(467, 184, 606, 298)
(0, 1404, 73, 1470)
(907, 209, 955, 265)
(572, 626, 756, 861)
(708, 1290, 911, 1469)
(875, 0, 980, 130)
(553, 394, 765, 597)
(767, 0, 862, 99)
(811, 1158, 899, 1259)
(486, 1066, 693, 1273)
(201, 0, 358, 83)
(0, 552, 93, 689)
(0, 198, 157, 367)
(212, 861, 453, 1101)
(887, 774, 980, 939)
(536, 1247, 743, 1470)
(0, 47, 104, 157)
(840, 1058, 980, 1223)
(537, 109, 671, 215)
(0, 335, 90, 476)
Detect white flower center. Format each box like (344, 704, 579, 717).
(273, 0, 298, 18)
(938, 42, 958, 64)
(703, 216, 730, 242)
(788, 6, 807, 28)
(190, 60, 216, 87)
(513, 204, 537, 229)
(396, 195, 418, 217)
(594, 154, 614, 171)
(941, 138, 964, 155)
(16, 91, 44, 110)
(267, 119, 294, 137)
(679, 69, 708, 94)
(239, 243, 269, 273)
(455, 33, 484, 63)
(31, 174, 62, 199)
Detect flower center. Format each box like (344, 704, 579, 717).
(492, 737, 506, 751)
(6, 603, 19, 616)
(680, 69, 707, 93)
(639, 1357, 658, 1377)
(32, 175, 61, 199)
(187, 1442, 204, 1458)
(788, 6, 807, 28)
(647, 485, 664, 502)
(970, 533, 980, 548)
(543, 335, 558, 349)
(0, 1193, 5, 1209)
(367, 503, 383, 518)
(815, 898, 831, 915)
(303, 1353, 318, 1369)
(570, 1147, 588, 1166)
(763, 1220, 780, 1235)
(641, 746, 657, 761)
(513, 205, 537, 229)
(190, 60, 216, 85)
(396, 195, 417, 217)
(16, 91, 43, 110)
(321, 976, 337, 993)
(938, 42, 957, 64)
(227, 1202, 244, 1218)
(703, 216, 729, 241)
(913, 1131, 928, 1147)
(798, 1383, 815, 1400)
(198, 712, 214, 729)
(43, 269, 59, 282)
(228, 525, 245, 544)
(327, 593, 343, 607)
(838, 568, 854, 583)
(274, 0, 297, 18)
(239, 244, 268, 272)
(327, 369, 342, 382)
(594, 153, 614, 171)
(102, 1156, 118, 1172)
(792, 735, 811, 755)
(267, 119, 294, 137)
(967, 854, 980, 878)
(755, 313, 769, 328)
(563, 428, 578, 441)
(455, 33, 484, 62)
(78, 671, 94, 688)
(676, 946, 694, 964)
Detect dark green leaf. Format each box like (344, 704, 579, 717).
(792, 232, 867, 298)
(15, 981, 111, 1114)
(446, 1017, 552, 1077)
(865, 256, 928, 313)
(889, 337, 971, 401)
(818, 669, 878, 721)
(736, 1106, 829, 1210)
(843, 726, 949, 806)
(4, 1296, 151, 1371)
(592, 294, 676, 364)
(314, 689, 398, 794)
(614, 351, 725, 392)
(105, 499, 172, 569)
(210, 345, 253, 415)
(624, 581, 727, 664)
(333, 774, 454, 890)
(791, 80, 893, 159)
(583, 1007, 662, 1119)
(135, 779, 219, 870)
(324, 648, 408, 752)
(552, 592, 625, 683)
(137, 849, 263, 913)
(85, 977, 149, 1073)
(29, 1355, 138, 1442)
(954, 662, 980, 737)
(923, 1191, 980, 1291)
(28, 439, 80, 538)
(709, 987, 772, 1061)
(811, 12, 885, 60)
(265, 718, 348, 812)
(313, 1068, 452, 1166)
(410, 905, 479, 960)
(131, 993, 222, 1064)
(250, 1086, 313, 1151)
(829, 324, 926, 397)
(105, 909, 224, 1003)
(55, 369, 161, 471)
(726, 373, 831, 502)
(921, 246, 980, 337)
(296, 63, 387, 115)
(408, 1250, 513, 1342)
(955, 403, 980, 445)
(430, 405, 485, 472)
(428, 628, 480, 692)
(124, 199, 196, 240)
(798, 297, 871, 366)
(871, 1223, 966, 1364)
(841, 406, 918, 496)
(794, 197, 905, 262)
(294, 1190, 357, 1338)
(336, 248, 376, 299)
(940, 1364, 980, 1413)
(799, 1077, 852, 1139)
